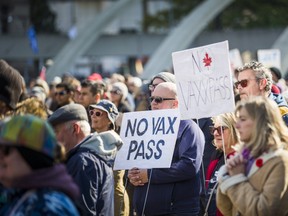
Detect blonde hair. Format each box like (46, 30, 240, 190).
(235, 96, 288, 158)
(15, 97, 48, 119)
(212, 112, 239, 150)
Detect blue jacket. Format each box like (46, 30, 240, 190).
(133, 119, 205, 215)
(269, 92, 288, 126)
(0, 165, 79, 215)
(66, 131, 123, 216)
(0, 189, 79, 216)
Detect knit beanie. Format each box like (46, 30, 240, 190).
(112, 82, 128, 101)
(0, 60, 23, 109)
(152, 72, 176, 84)
(0, 115, 60, 162)
(270, 67, 282, 80)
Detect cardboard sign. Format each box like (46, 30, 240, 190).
(172, 40, 235, 120)
(257, 49, 281, 69)
(229, 48, 243, 72)
(113, 109, 180, 170)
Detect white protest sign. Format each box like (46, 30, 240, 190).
(113, 109, 180, 170)
(172, 40, 235, 120)
(229, 48, 243, 71)
(257, 49, 281, 69)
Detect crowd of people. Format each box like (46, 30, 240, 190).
(1, 58, 288, 216)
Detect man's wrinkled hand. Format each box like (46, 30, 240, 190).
(128, 167, 148, 186)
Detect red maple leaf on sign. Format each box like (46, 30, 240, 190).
(203, 52, 212, 67)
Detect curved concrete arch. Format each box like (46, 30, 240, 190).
(141, 0, 234, 80)
(46, 0, 133, 82)
(272, 26, 288, 74)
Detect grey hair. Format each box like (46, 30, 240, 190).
(65, 120, 91, 136)
(237, 61, 272, 92)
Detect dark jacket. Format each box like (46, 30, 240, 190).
(204, 150, 225, 216)
(117, 101, 133, 113)
(195, 117, 216, 174)
(204, 150, 235, 216)
(269, 92, 288, 126)
(66, 131, 123, 216)
(133, 119, 205, 216)
(0, 164, 80, 215)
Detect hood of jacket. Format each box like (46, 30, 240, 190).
(72, 130, 123, 165)
(269, 92, 288, 107)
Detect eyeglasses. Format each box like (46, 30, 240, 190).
(149, 96, 175, 104)
(89, 110, 103, 117)
(55, 90, 68, 96)
(110, 89, 122, 95)
(0, 146, 13, 156)
(209, 126, 228, 135)
(149, 84, 158, 91)
(234, 79, 258, 89)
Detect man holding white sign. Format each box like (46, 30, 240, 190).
(128, 82, 205, 216)
(114, 107, 180, 170)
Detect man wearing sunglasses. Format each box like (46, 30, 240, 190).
(128, 82, 205, 216)
(55, 82, 75, 109)
(235, 61, 288, 126)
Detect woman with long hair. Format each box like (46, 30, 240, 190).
(203, 112, 239, 216)
(217, 96, 288, 216)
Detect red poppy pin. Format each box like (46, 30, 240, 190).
(256, 158, 263, 167)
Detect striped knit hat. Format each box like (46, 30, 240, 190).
(0, 114, 58, 159)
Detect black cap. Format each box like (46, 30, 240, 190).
(48, 103, 88, 127)
(270, 67, 282, 80)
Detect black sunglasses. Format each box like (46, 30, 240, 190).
(149, 96, 175, 104)
(89, 110, 103, 117)
(209, 126, 228, 135)
(55, 90, 68, 96)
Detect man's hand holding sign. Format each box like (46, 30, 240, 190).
(115, 82, 205, 216)
(113, 108, 180, 171)
(114, 41, 235, 215)
(128, 168, 148, 186)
